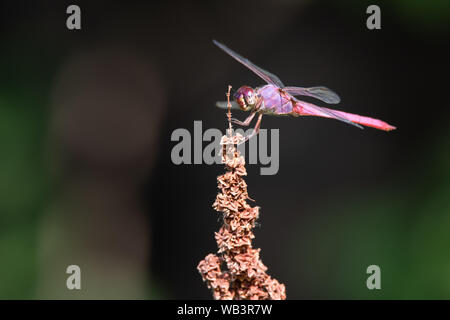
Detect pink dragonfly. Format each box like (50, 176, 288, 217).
(214, 40, 396, 139)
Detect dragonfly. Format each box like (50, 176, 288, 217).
(214, 40, 396, 139)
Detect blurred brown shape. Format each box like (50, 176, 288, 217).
(51, 45, 165, 172)
(198, 132, 286, 300)
(37, 45, 166, 299)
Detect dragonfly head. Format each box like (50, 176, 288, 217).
(234, 86, 256, 111)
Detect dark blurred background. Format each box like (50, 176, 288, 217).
(0, 0, 449, 299)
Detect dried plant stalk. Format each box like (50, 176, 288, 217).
(197, 86, 286, 300)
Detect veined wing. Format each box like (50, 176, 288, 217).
(284, 86, 340, 104)
(216, 101, 240, 110)
(294, 98, 363, 129)
(213, 40, 285, 88)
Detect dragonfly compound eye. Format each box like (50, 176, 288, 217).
(233, 90, 247, 111)
(236, 86, 255, 107)
(245, 91, 255, 105)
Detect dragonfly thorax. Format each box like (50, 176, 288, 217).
(234, 85, 257, 111)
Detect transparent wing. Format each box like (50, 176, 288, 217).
(284, 86, 340, 104)
(213, 40, 285, 88)
(295, 99, 363, 129)
(216, 101, 240, 110)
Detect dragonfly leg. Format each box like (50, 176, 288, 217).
(231, 111, 256, 126)
(242, 113, 263, 142)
